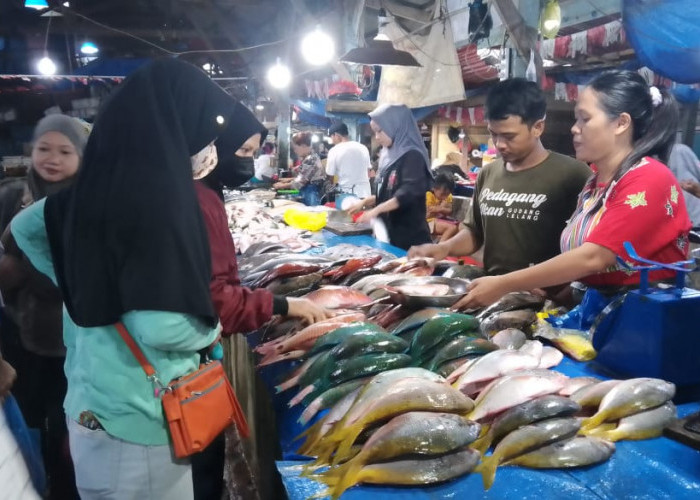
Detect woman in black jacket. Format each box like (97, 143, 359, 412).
(349, 104, 432, 250)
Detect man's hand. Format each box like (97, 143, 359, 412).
(408, 242, 450, 261)
(451, 275, 509, 310)
(680, 180, 700, 198)
(0, 358, 16, 400)
(356, 208, 377, 224)
(286, 298, 334, 324)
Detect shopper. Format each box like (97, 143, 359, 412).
(0, 114, 89, 500)
(273, 132, 326, 205)
(193, 104, 332, 500)
(8, 59, 240, 500)
(326, 122, 372, 199)
(456, 70, 689, 309)
(254, 142, 276, 181)
(348, 104, 433, 250)
(409, 78, 591, 283)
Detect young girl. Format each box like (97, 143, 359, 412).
(426, 173, 459, 242)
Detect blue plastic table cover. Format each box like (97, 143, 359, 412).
(259, 233, 700, 499)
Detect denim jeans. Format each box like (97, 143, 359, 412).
(67, 418, 192, 500)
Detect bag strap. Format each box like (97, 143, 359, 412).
(115, 322, 157, 378)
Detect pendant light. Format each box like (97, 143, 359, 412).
(540, 0, 562, 39)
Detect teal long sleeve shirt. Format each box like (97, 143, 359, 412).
(11, 199, 220, 445)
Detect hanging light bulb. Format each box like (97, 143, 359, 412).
(301, 26, 335, 66)
(540, 0, 562, 39)
(80, 41, 99, 55)
(267, 59, 291, 89)
(37, 56, 56, 75)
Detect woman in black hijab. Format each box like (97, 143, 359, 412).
(11, 59, 241, 500)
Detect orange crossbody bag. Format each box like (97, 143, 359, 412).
(115, 322, 248, 458)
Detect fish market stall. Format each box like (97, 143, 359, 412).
(228, 194, 700, 500)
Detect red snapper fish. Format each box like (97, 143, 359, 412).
(303, 286, 373, 309)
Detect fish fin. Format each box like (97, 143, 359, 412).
(289, 384, 316, 408)
(580, 422, 617, 438)
(332, 428, 361, 466)
(299, 398, 322, 425)
(580, 413, 606, 431)
(329, 462, 363, 500)
(475, 455, 498, 490)
(470, 432, 493, 455)
(295, 418, 325, 452)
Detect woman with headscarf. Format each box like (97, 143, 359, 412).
(0, 114, 89, 500)
(193, 104, 330, 500)
(8, 59, 240, 499)
(348, 104, 433, 250)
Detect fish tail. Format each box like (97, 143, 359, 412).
(475, 455, 498, 490)
(299, 397, 322, 425)
(294, 419, 324, 451)
(289, 384, 316, 408)
(332, 429, 361, 466)
(580, 422, 617, 438)
(329, 462, 363, 500)
(580, 413, 606, 431)
(276, 374, 301, 393)
(470, 433, 493, 455)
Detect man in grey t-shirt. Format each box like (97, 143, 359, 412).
(410, 78, 590, 278)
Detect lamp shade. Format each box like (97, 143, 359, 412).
(339, 39, 421, 67)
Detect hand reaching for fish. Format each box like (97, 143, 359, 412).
(407, 242, 450, 261)
(452, 275, 510, 310)
(286, 297, 334, 324)
(356, 208, 377, 224)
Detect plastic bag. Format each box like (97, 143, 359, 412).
(283, 208, 327, 231)
(546, 288, 618, 331)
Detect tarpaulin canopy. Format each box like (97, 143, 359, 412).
(623, 0, 700, 84)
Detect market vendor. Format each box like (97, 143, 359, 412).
(409, 78, 590, 288)
(455, 70, 690, 311)
(348, 104, 433, 250)
(273, 132, 326, 205)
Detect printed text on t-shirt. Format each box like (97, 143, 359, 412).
(479, 188, 548, 220)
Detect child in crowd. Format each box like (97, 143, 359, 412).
(426, 173, 458, 242)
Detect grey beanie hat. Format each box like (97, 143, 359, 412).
(32, 114, 90, 155)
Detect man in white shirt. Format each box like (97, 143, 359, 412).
(326, 122, 372, 199)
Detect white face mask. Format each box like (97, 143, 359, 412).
(191, 141, 218, 179)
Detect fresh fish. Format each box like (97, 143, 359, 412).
(581, 378, 676, 431)
(452, 350, 541, 396)
(468, 370, 568, 422)
(351, 274, 402, 294)
(299, 380, 368, 426)
(559, 376, 600, 397)
(569, 379, 623, 408)
(303, 286, 373, 309)
(436, 356, 480, 378)
(585, 401, 676, 442)
(375, 259, 404, 273)
(340, 267, 383, 286)
(237, 252, 287, 274)
(275, 353, 324, 393)
(410, 313, 481, 361)
(321, 448, 480, 497)
(265, 271, 323, 296)
(390, 258, 434, 275)
(442, 264, 485, 280)
(242, 241, 288, 257)
(491, 328, 528, 350)
(385, 283, 451, 297)
(372, 304, 409, 329)
(480, 309, 538, 337)
(324, 255, 383, 282)
(477, 417, 581, 489)
(259, 317, 303, 343)
(472, 395, 582, 454)
(306, 323, 386, 357)
(389, 307, 449, 336)
(475, 292, 545, 321)
(427, 337, 499, 372)
(328, 353, 412, 386)
(247, 254, 331, 276)
(321, 413, 481, 498)
(538, 346, 564, 369)
(518, 339, 544, 360)
(504, 436, 615, 468)
(329, 333, 408, 361)
(316, 378, 472, 464)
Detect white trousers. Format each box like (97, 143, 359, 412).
(67, 419, 193, 500)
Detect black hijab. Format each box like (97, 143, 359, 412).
(44, 58, 238, 328)
(201, 103, 268, 197)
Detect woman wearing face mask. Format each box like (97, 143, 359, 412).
(0, 114, 89, 500)
(455, 70, 690, 311)
(348, 104, 433, 250)
(8, 59, 242, 499)
(192, 106, 331, 500)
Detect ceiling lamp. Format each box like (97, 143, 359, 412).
(267, 59, 291, 89)
(25, 0, 48, 10)
(301, 26, 335, 66)
(540, 0, 562, 39)
(37, 56, 56, 75)
(80, 41, 99, 55)
(339, 9, 420, 67)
